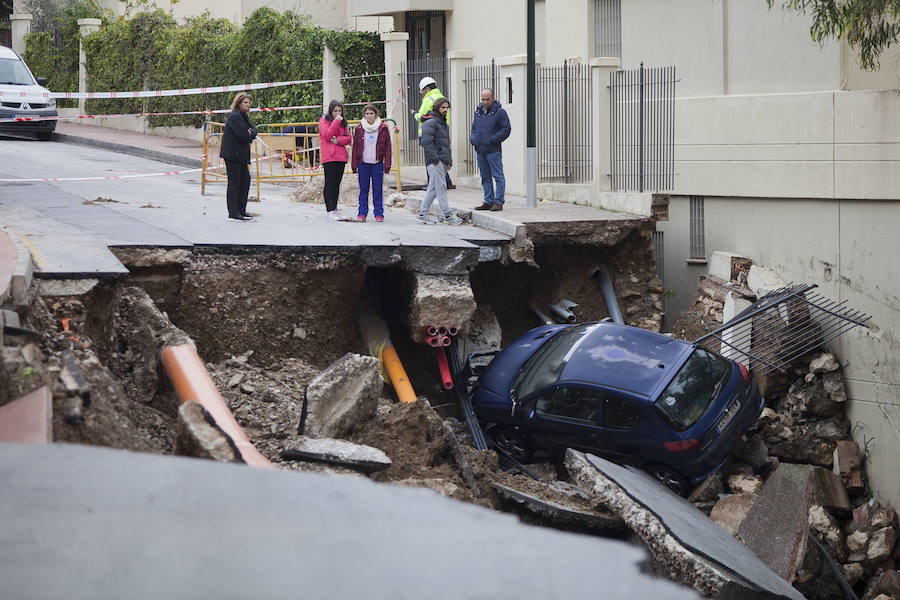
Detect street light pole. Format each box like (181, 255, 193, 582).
(526, 0, 536, 208)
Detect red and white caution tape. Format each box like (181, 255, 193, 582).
(0, 72, 397, 100)
(0, 99, 391, 124)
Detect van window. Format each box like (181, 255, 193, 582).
(0, 57, 35, 86)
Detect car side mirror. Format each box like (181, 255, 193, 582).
(36, 78, 47, 86)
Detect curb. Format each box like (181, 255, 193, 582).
(54, 133, 203, 169)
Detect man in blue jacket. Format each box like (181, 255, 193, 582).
(470, 88, 511, 211)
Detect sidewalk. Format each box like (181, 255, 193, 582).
(52, 122, 645, 240)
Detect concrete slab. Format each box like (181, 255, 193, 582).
(0, 386, 52, 443)
(576, 452, 805, 600)
(0, 443, 701, 600)
(0, 227, 15, 301)
(738, 463, 813, 583)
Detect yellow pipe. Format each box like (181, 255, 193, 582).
(381, 344, 417, 403)
(160, 344, 275, 469)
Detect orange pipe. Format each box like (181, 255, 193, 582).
(381, 344, 417, 403)
(160, 344, 274, 469)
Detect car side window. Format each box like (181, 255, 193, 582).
(536, 386, 604, 425)
(602, 394, 641, 430)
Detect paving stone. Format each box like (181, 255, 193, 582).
(281, 437, 391, 473)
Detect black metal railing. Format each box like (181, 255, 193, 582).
(462, 59, 496, 176)
(610, 63, 675, 192)
(536, 60, 592, 183)
(400, 55, 448, 168)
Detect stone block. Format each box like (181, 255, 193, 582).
(0, 386, 52, 443)
(847, 530, 869, 552)
(710, 493, 756, 536)
(809, 353, 839, 373)
(300, 353, 382, 439)
(709, 252, 747, 282)
(747, 265, 786, 298)
(687, 471, 723, 503)
(868, 527, 898, 562)
(175, 401, 238, 463)
(811, 467, 851, 515)
(833, 440, 862, 477)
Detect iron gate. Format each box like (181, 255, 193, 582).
(610, 63, 675, 191)
(462, 59, 496, 176)
(400, 55, 448, 168)
(536, 60, 592, 183)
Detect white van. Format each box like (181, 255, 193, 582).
(0, 46, 57, 140)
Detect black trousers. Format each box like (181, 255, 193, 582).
(322, 161, 345, 212)
(225, 160, 251, 217)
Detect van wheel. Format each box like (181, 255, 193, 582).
(645, 464, 691, 497)
(37, 132, 52, 141)
(487, 427, 533, 463)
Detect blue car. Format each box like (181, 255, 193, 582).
(471, 322, 764, 495)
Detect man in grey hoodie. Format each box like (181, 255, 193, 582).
(417, 97, 463, 225)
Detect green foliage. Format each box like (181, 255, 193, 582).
(21, 0, 104, 108)
(767, 0, 900, 70)
(23, 6, 386, 128)
(323, 29, 384, 120)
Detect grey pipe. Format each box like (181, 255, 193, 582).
(529, 306, 554, 326)
(548, 304, 576, 323)
(590, 266, 624, 325)
(557, 298, 578, 310)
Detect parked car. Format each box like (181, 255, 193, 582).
(471, 321, 764, 495)
(0, 46, 57, 141)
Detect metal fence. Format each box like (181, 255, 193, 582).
(461, 59, 497, 176)
(400, 55, 448, 168)
(536, 60, 592, 183)
(610, 63, 675, 191)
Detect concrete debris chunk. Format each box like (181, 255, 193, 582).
(490, 483, 625, 533)
(867, 527, 898, 562)
(833, 440, 862, 477)
(566, 450, 805, 600)
(868, 570, 900, 599)
(407, 273, 476, 342)
(227, 373, 244, 388)
(281, 437, 391, 473)
(811, 466, 851, 515)
(807, 505, 843, 555)
(727, 472, 763, 495)
(738, 463, 813, 583)
(808, 353, 839, 374)
(299, 353, 382, 439)
(709, 494, 756, 537)
(687, 472, 724, 504)
(847, 530, 870, 553)
(175, 401, 240, 463)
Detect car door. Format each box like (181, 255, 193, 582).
(525, 385, 644, 462)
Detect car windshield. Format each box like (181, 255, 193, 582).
(0, 58, 34, 85)
(512, 324, 597, 399)
(654, 348, 731, 431)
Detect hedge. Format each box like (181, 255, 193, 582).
(25, 6, 385, 127)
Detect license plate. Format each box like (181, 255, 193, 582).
(715, 399, 740, 433)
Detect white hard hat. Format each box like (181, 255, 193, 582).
(418, 76, 437, 91)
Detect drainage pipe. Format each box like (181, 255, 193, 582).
(590, 266, 624, 325)
(548, 304, 576, 323)
(529, 305, 554, 326)
(436, 347, 453, 390)
(357, 293, 417, 403)
(160, 344, 274, 469)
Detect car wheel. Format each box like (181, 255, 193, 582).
(645, 464, 691, 496)
(488, 427, 533, 463)
(36, 131, 52, 141)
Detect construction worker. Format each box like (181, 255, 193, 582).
(411, 76, 454, 188)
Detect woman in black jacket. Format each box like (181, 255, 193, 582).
(219, 92, 258, 221)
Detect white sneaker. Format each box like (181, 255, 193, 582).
(327, 211, 340, 221)
(334, 209, 344, 219)
(441, 214, 463, 225)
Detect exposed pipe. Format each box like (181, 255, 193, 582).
(356, 290, 417, 403)
(447, 326, 459, 337)
(548, 304, 576, 323)
(440, 335, 451, 347)
(160, 344, 275, 469)
(426, 325, 438, 336)
(436, 347, 453, 390)
(529, 305, 554, 326)
(380, 345, 417, 403)
(557, 298, 578, 311)
(590, 266, 624, 325)
(426, 336, 441, 348)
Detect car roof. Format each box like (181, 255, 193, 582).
(560, 322, 694, 398)
(0, 47, 21, 60)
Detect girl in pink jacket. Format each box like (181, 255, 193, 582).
(319, 100, 351, 220)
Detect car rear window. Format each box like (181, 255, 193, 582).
(512, 324, 596, 400)
(654, 348, 731, 431)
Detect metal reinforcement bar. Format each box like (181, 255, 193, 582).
(695, 284, 871, 374)
(160, 344, 274, 469)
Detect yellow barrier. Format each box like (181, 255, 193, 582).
(201, 119, 404, 200)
